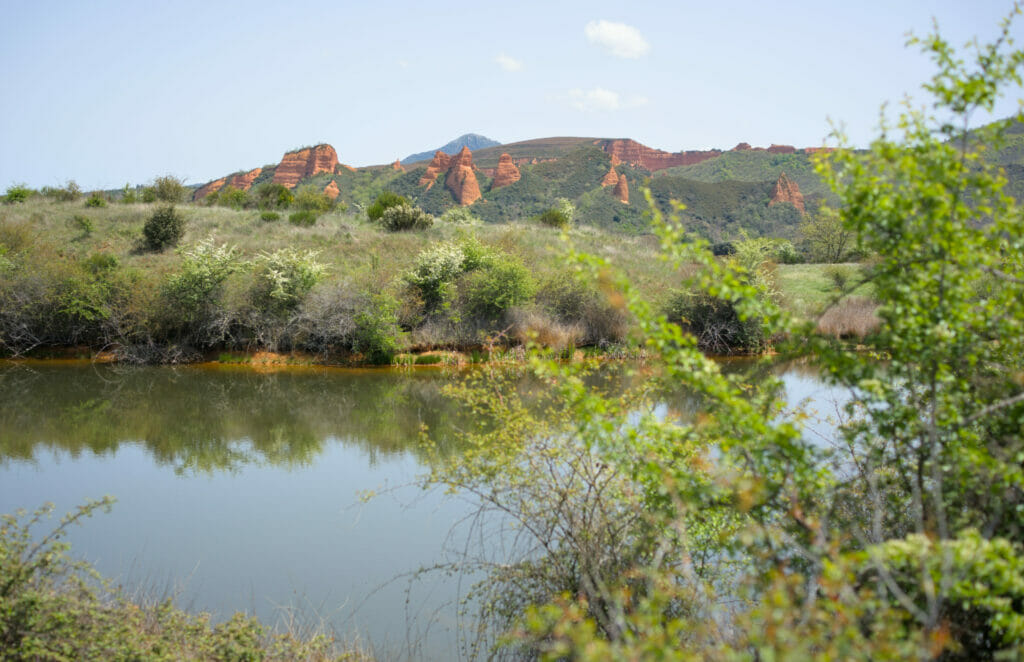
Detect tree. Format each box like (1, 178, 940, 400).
(366, 191, 409, 221)
(142, 205, 185, 251)
(419, 11, 1024, 660)
(799, 205, 852, 262)
(151, 175, 187, 203)
(251, 182, 294, 209)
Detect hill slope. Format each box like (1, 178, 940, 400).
(187, 136, 836, 239)
(657, 150, 829, 197)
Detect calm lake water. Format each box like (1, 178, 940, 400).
(0, 359, 840, 660)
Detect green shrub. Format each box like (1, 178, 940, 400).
(414, 353, 443, 364)
(140, 187, 157, 203)
(163, 237, 243, 325)
(461, 256, 535, 321)
(294, 186, 332, 213)
(250, 248, 327, 313)
(84, 252, 119, 273)
(4, 184, 35, 204)
(119, 183, 136, 204)
(366, 191, 409, 221)
(535, 275, 630, 345)
(252, 182, 294, 209)
(43, 180, 81, 202)
(773, 240, 803, 264)
(537, 198, 576, 229)
(665, 289, 768, 354)
(351, 295, 403, 364)
(70, 214, 94, 236)
(84, 191, 107, 207)
(825, 264, 856, 290)
(405, 236, 498, 315)
(440, 206, 482, 225)
(457, 234, 494, 271)
(406, 241, 467, 312)
(152, 175, 186, 203)
(217, 185, 248, 209)
(538, 207, 571, 229)
(142, 205, 185, 251)
(288, 210, 318, 226)
(259, 210, 280, 222)
(379, 204, 433, 231)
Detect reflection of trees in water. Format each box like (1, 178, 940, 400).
(0, 364, 480, 473)
(657, 356, 791, 421)
(0, 360, 803, 474)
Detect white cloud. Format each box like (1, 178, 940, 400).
(397, 59, 409, 69)
(567, 88, 649, 112)
(584, 20, 650, 58)
(495, 54, 523, 72)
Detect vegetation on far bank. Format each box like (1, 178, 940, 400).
(0, 178, 873, 365)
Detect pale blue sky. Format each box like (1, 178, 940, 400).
(2, 0, 1021, 190)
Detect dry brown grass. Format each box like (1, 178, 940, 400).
(817, 296, 880, 339)
(508, 307, 585, 350)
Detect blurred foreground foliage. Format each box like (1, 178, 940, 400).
(420, 12, 1024, 661)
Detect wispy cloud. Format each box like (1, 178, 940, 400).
(584, 20, 650, 58)
(397, 59, 409, 69)
(495, 54, 523, 72)
(567, 87, 649, 112)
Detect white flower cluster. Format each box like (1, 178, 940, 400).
(406, 241, 466, 290)
(254, 248, 328, 304)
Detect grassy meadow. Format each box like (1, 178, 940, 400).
(0, 191, 874, 364)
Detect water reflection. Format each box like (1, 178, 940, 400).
(0, 362, 679, 471)
(0, 363, 478, 472)
(0, 358, 812, 473)
(0, 358, 836, 660)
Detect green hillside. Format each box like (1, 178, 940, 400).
(649, 177, 805, 240)
(466, 137, 600, 167)
(656, 150, 829, 197)
(284, 144, 804, 239)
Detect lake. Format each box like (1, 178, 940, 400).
(0, 359, 841, 660)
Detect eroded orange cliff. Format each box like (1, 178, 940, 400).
(769, 172, 804, 213)
(272, 144, 339, 188)
(491, 153, 521, 189)
(444, 146, 481, 205)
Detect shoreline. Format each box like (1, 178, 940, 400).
(0, 344, 657, 371)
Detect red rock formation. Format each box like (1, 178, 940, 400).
(598, 139, 721, 171)
(769, 172, 804, 213)
(271, 144, 339, 188)
(193, 177, 226, 201)
(418, 151, 452, 189)
(491, 153, 521, 189)
(226, 168, 261, 191)
(391, 159, 405, 172)
(610, 153, 622, 166)
(767, 144, 796, 154)
(732, 142, 752, 151)
(600, 165, 619, 188)
(613, 175, 629, 204)
(323, 180, 340, 200)
(336, 163, 357, 173)
(444, 146, 481, 205)
(803, 147, 835, 156)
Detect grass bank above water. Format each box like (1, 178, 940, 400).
(0, 198, 878, 365)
